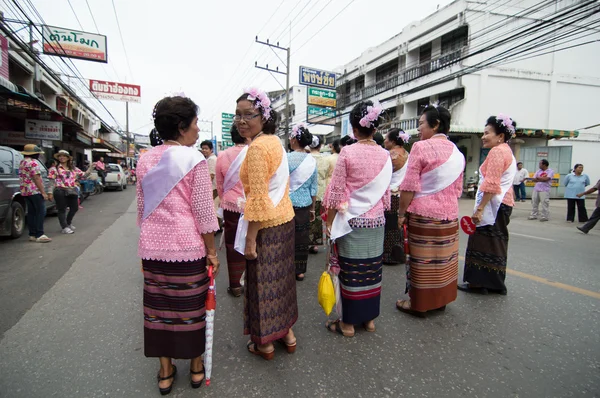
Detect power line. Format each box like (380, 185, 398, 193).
(110, 0, 135, 81)
(294, 0, 355, 53)
(85, 0, 100, 33)
(66, 0, 84, 30)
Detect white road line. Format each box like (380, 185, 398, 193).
(511, 232, 555, 242)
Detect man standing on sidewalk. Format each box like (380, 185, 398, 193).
(576, 179, 600, 234)
(95, 156, 106, 186)
(18, 144, 51, 242)
(528, 159, 554, 222)
(513, 161, 528, 202)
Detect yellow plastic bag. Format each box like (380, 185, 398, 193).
(318, 271, 335, 316)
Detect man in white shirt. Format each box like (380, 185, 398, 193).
(513, 161, 528, 202)
(200, 140, 218, 199)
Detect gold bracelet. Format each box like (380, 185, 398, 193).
(207, 254, 218, 259)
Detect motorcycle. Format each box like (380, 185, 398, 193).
(78, 177, 103, 202)
(466, 171, 479, 199)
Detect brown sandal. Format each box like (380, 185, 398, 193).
(396, 299, 426, 318)
(276, 338, 297, 354)
(325, 320, 355, 337)
(247, 341, 274, 360)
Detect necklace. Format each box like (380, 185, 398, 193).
(357, 139, 376, 144)
(166, 140, 182, 146)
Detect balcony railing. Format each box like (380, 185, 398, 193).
(378, 117, 419, 136)
(337, 47, 464, 109)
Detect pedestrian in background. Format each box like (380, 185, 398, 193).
(215, 124, 247, 297)
(287, 124, 317, 280)
(528, 159, 554, 221)
(513, 161, 528, 202)
(576, 179, 600, 234)
(395, 105, 464, 317)
(308, 134, 328, 254)
(323, 100, 391, 337)
(564, 164, 590, 223)
(459, 115, 517, 296)
(200, 140, 218, 199)
(137, 96, 219, 394)
(382, 128, 409, 265)
(95, 156, 106, 186)
(236, 88, 297, 360)
(48, 150, 93, 234)
(19, 144, 51, 243)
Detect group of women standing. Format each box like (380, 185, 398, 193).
(135, 87, 522, 395)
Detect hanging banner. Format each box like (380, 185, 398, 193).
(89, 80, 141, 103)
(42, 25, 107, 63)
(24, 119, 62, 140)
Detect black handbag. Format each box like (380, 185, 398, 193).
(59, 170, 79, 197)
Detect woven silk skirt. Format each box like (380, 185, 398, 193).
(294, 206, 311, 275)
(407, 214, 459, 312)
(244, 220, 298, 345)
(463, 204, 512, 292)
(383, 194, 402, 264)
(142, 258, 208, 359)
(223, 209, 246, 289)
(336, 226, 384, 325)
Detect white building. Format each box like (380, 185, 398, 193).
(333, 0, 600, 197)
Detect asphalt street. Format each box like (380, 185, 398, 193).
(0, 193, 598, 397)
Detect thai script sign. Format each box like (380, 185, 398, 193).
(89, 80, 141, 103)
(222, 112, 234, 135)
(307, 105, 336, 126)
(0, 131, 38, 146)
(299, 66, 336, 89)
(307, 87, 337, 107)
(24, 119, 62, 141)
(42, 25, 107, 63)
(0, 35, 8, 80)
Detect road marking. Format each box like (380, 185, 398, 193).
(510, 232, 554, 242)
(458, 256, 600, 300)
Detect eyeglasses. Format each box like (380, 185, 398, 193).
(233, 113, 261, 122)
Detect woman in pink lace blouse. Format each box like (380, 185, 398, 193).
(323, 100, 391, 337)
(458, 115, 517, 296)
(137, 96, 219, 395)
(215, 124, 247, 297)
(396, 105, 465, 318)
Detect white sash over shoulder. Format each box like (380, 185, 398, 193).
(330, 156, 392, 241)
(217, 146, 248, 218)
(414, 145, 464, 198)
(390, 155, 409, 191)
(474, 155, 516, 227)
(289, 154, 316, 193)
(141, 146, 205, 220)
(234, 149, 289, 254)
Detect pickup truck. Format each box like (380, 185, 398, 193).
(0, 146, 56, 238)
(103, 163, 128, 191)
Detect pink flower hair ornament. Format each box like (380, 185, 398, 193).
(398, 131, 411, 144)
(359, 100, 383, 128)
(290, 123, 306, 140)
(243, 87, 272, 120)
(496, 113, 516, 138)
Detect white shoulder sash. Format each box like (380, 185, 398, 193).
(141, 146, 205, 220)
(289, 154, 316, 193)
(475, 155, 516, 227)
(330, 156, 392, 241)
(414, 145, 464, 198)
(234, 148, 289, 254)
(390, 154, 409, 191)
(222, 146, 248, 194)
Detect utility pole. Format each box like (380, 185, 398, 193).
(255, 36, 290, 145)
(126, 101, 130, 166)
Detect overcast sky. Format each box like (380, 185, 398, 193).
(8, 0, 452, 140)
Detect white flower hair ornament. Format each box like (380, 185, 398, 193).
(310, 135, 320, 148)
(359, 100, 383, 128)
(497, 113, 516, 139)
(243, 87, 272, 120)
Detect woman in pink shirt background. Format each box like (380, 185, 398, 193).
(137, 96, 219, 395)
(215, 124, 247, 297)
(396, 105, 464, 317)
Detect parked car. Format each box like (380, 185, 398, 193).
(104, 163, 127, 191)
(0, 146, 56, 238)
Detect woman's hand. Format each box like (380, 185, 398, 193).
(207, 255, 220, 276)
(472, 208, 484, 224)
(245, 238, 257, 261)
(309, 210, 316, 222)
(325, 222, 332, 238)
(397, 215, 406, 229)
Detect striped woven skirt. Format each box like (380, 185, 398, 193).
(244, 220, 298, 345)
(337, 226, 384, 325)
(309, 200, 324, 247)
(142, 258, 208, 359)
(407, 214, 459, 312)
(383, 194, 402, 264)
(463, 204, 512, 292)
(294, 206, 311, 275)
(223, 209, 246, 289)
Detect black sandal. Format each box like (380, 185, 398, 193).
(227, 287, 242, 297)
(325, 320, 354, 337)
(190, 365, 205, 389)
(157, 364, 177, 396)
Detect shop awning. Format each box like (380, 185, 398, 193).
(518, 128, 579, 138)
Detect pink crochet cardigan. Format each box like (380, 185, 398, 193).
(136, 145, 219, 262)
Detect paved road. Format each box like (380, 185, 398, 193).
(0, 195, 598, 397)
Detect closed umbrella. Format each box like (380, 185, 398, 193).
(204, 265, 216, 386)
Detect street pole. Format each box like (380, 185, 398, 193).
(255, 36, 290, 146)
(126, 101, 130, 166)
